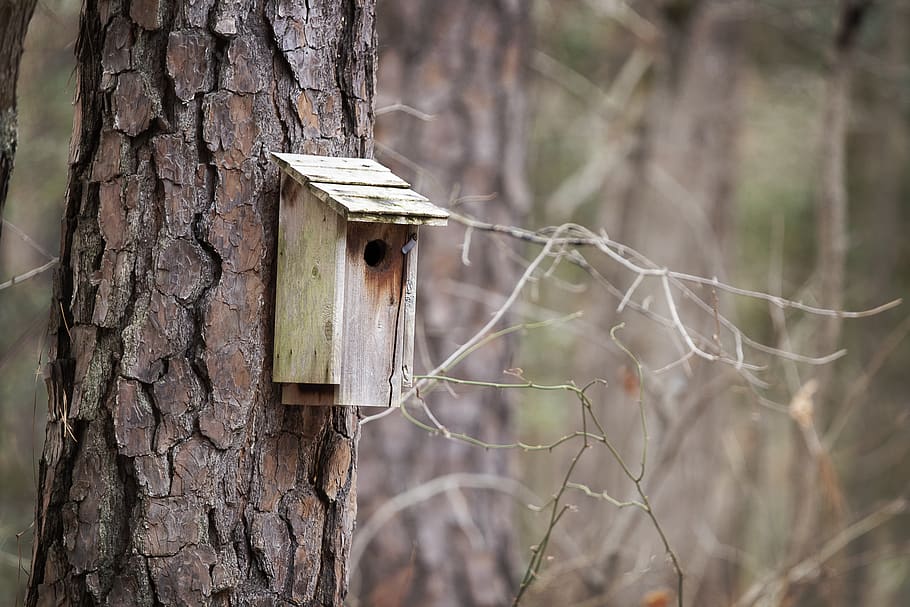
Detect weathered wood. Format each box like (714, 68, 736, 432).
(273, 152, 393, 172)
(398, 230, 419, 388)
(273, 153, 449, 224)
(272, 152, 410, 187)
(337, 222, 409, 406)
(271, 155, 446, 406)
(309, 182, 449, 223)
(283, 165, 410, 188)
(273, 176, 346, 384)
(311, 181, 429, 201)
(346, 212, 447, 226)
(282, 383, 336, 406)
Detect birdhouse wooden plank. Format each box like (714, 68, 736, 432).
(273, 176, 346, 385)
(274, 153, 411, 187)
(308, 183, 448, 226)
(271, 152, 448, 407)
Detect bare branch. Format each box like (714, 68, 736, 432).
(2, 219, 56, 260)
(0, 258, 59, 291)
(361, 226, 570, 425)
(732, 500, 907, 607)
(375, 102, 435, 121)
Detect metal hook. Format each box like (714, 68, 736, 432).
(401, 233, 418, 255)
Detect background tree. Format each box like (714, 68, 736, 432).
(521, 0, 907, 605)
(0, 0, 39, 243)
(352, 1, 531, 605)
(598, 2, 744, 602)
(524, 1, 746, 602)
(26, 0, 375, 603)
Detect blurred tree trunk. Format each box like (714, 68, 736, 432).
(847, 4, 910, 601)
(0, 0, 38, 243)
(855, 5, 908, 300)
(27, 0, 375, 604)
(616, 0, 741, 274)
(589, 1, 745, 603)
(786, 2, 874, 605)
(814, 0, 873, 371)
(352, 1, 530, 606)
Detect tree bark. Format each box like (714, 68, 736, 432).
(27, 0, 375, 604)
(352, 1, 530, 606)
(0, 0, 39, 244)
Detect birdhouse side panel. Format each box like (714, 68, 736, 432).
(337, 222, 412, 406)
(273, 176, 346, 384)
(397, 229, 419, 388)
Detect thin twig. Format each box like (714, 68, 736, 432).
(0, 258, 59, 291)
(375, 102, 435, 121)
(732, 500, 906, 607)
(2, 219, 56, 260)
(361, 226, 570, 426)
(450, 213, 900, 318)
(446, 212, 898, 383)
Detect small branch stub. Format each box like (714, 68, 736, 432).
(271, 153, 448, 406)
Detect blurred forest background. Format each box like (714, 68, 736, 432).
(2, 0, 909, 605)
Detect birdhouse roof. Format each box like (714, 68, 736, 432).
(271, 153, 449, 226)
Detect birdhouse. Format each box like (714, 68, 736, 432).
(270, 153, 448, 407)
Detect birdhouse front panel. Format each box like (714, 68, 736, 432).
(270, 153, 447, 407)
(337, 222, 412, 407)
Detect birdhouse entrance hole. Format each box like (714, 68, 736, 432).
(364, 239, 388, 267)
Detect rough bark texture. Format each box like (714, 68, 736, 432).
(352, 1, 530, 605)
(0, 0, 39, 243)
(27, 0, 375, 604)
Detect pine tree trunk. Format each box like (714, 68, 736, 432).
(0, 0, 39, 242)
(352, 1, 530, 605)
(27, 0, 375, 604)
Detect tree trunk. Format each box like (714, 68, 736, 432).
(583, 1, 744, 603)
(847, 4, 909, 602)
(0, 0, 39, 243)
(352, 1, 530, 606)
(785, 3, 873, 605)
(27, 0, 375, 604)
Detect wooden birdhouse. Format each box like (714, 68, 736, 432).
(271, 153, 448, 407)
